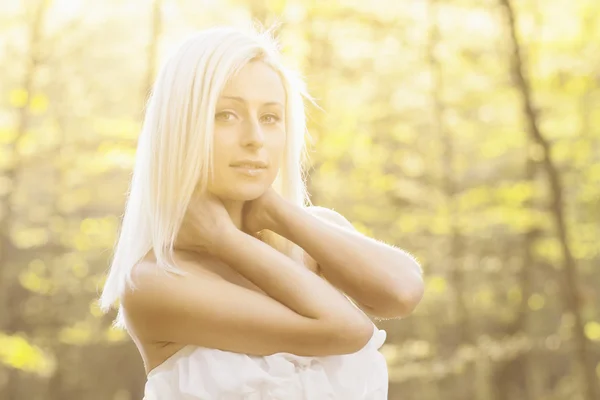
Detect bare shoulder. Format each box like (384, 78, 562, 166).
(121, 254, 218, 339)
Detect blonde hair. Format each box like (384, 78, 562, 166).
(99, 25, 313, 328)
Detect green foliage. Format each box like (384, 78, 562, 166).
(0, 0, 598, 399)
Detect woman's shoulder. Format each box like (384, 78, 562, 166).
(121, 252, 233, 358)
(123, 249, 272, 321)
(130, 250, 222, 283)
(122, 252, 218, 319)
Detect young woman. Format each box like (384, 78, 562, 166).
(99, 25, 424, 399)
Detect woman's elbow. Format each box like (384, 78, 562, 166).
(377, 275, 424, 318)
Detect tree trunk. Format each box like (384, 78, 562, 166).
(498, 1, 599, 400)
(518, 156, 545, 400)
(0, 1, 50, 399)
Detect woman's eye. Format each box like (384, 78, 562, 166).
(215, 111, 235, 122)
(261, 114, 280, 124)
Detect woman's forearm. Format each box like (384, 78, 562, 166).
(212, 226, 372, 328)
(271, 204, 424, 318)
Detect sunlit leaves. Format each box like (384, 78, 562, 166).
(381, 339, 432, 366)
(533, 237, 562, 263)
(528, 293, 546, 311)
(15, 131, 40, 156)
(0, 147, 17, 170)
(97, 141, 137, 169)
(9, 88, 28, 107)
(457, 182, 536, 217)
(56, 188, 92, 214)
(12, 225, 50, 249)
(7, 90, 48, 113)
(29, 93, 49, 114)
(0, 333, 55, 376)
(89, 299, 103, 318)
(58, 321, 93, 345)
(426, 275, 447, 296)
(0, 127, 18, 144)
(104, 326, 127, 342)
(474, 288, 495, 309)
(19, 268, 53, 295)
(387, 334, 533, 382)
(479, 130, 527, 159)
(79, 217, 120, 249)
(91, 117, 140, 140)
(18, 259, 53, 295)
(457, 186, 491, 209)
(0, 1, 597, 398)
(585, 322, 600, 341)
(507, 286, 522, 305)
(397, 152, 425, 178)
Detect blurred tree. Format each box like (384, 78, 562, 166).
(498, 1, 599, 399)
(0, 0, 598, 399)
(0, 1, 52, 399)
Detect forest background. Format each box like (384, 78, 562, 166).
(0, 0, 599, 399)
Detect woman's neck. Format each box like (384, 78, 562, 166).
(221, 199, 244, 230)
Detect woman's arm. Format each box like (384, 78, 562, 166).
(213, 227, 373, 327)
(124, 226, 374, 357)
(271, 204, 424, 319)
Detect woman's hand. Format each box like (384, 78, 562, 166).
(242, 187, 287, 236)
(175, 190, 236, 254)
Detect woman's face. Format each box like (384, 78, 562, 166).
(208, 61, 286, 201)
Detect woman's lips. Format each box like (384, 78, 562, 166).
(230, 165, 266, 177)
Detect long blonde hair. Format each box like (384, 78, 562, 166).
(99, 25, 313, 327)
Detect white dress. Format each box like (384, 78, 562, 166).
(143, 325, 388, 399)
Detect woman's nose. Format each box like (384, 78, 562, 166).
(240, 119, 265, 148)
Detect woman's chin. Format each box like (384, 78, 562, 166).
(221, 184, 269, 202)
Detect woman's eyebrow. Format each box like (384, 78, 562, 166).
(220, 96, 283, 108)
